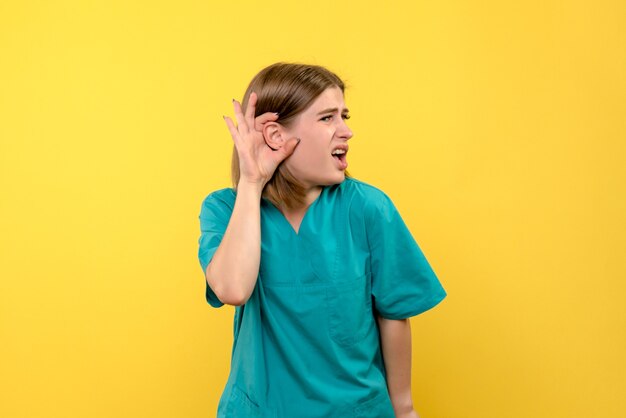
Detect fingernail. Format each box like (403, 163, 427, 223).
(274, 112, 280, 116)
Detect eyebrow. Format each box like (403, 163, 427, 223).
(316, 107, 350, 115)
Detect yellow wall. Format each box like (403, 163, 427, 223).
(1, 1, 624, 417)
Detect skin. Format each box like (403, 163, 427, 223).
(219, 88, 420, 417)
(378, 317, 421, 418)
(261, 85, 353, 231)
(208, 93, 297, 307)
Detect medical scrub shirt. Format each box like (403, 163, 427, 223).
(197, 177, 446, 418)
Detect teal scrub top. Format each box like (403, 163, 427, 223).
(197, 177, 446, 418)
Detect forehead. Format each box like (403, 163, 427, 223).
(304, 86, 348, 114)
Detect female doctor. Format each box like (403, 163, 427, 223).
(198, 62, 446, 418)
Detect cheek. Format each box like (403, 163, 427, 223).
(287, 145, 329, 172)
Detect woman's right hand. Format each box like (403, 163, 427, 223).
(223, 92, 300, 187)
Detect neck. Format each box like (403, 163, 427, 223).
(302, 186, 323, 208)
(279, 185, 323, 215)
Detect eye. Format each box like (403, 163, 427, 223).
(320, 114, 351, 121)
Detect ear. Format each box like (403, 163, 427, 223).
(262, 122, 288, 151)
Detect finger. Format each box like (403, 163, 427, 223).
(244, 91, 257, 129)
(232, 99, 248, 134)
(254, 112, 280, 131)
(276, 137, 300, 161)
(223, 116, 240, 144)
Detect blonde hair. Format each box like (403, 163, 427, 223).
(232, 62, 351, 209)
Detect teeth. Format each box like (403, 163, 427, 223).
(331, 149, 346, 155)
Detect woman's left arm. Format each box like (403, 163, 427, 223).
(376, 316, 420, 418)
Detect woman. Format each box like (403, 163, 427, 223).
(198, 62, 446, 418)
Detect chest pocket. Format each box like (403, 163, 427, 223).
(325, 271, 373, 348)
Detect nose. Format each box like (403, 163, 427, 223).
(338, 118, 353, 140)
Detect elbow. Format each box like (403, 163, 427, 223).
(216, 288, 250, 306)
(206, 265, 251, 306)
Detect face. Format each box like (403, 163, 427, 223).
(279, 86, 354, 189)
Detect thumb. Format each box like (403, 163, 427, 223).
(280, 137, 301, 159)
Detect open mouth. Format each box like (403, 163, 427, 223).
(332, 151, 346, 162)
(331, 149, 348, 169)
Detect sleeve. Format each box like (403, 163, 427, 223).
(365, 192, 447, 319)
(197, 192, 233, 308)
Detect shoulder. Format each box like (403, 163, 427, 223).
(202, 187, 236, 205)
(338, 177, 396, 219)
(338, 177, 388, 201)
(339, 177, 394, 206)
(199, 187, 236, 218)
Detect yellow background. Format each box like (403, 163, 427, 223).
(1, 1, 624, 417)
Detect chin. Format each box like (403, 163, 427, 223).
(323, 172, 346, 186)
(297, 168, 346, 188)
